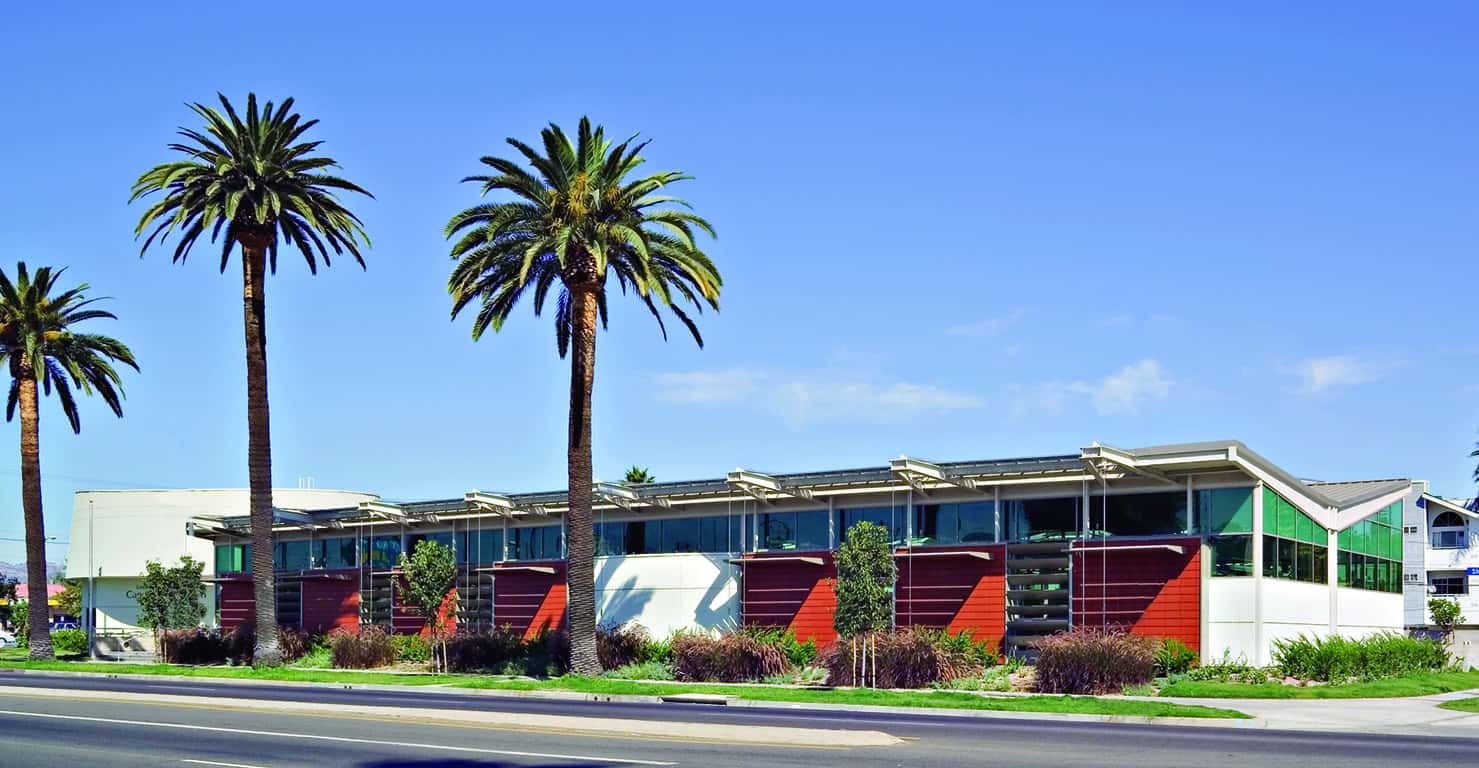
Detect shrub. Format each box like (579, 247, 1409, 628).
(49, 628, 87, 656)
(1034, 627, 1156, 694)
(824, 627, 986, 688)
(1272, 632, 1450, 682)
(598, 623, 648, 670)
(328, 625, 396, 669)
(1154, 638, 1199, 676)
(446, 625, 528, 673)
(601, 660, 675, 680)
(671, 631, 787, 682)
(161, 627, 227, 664)
(638, 636, 673, 665)
(392, 633, 431, 663)
(222, 625, 308, 665)
(1185, 650, 1269, 683)
(740, 626, 819, 669)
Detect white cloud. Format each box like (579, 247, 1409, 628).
(1011, 359, 1174, 417)
(1291, 355, 1384, 395)
(946, 309, 1025, 338)
(1091, 359, 1174, 415)
(655, 368, 980, 426)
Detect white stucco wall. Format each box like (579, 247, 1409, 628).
(1261, 579, 1332, 662)
(1205, 577, 1256, 662)
(1335, 587, 1403, 637)
(594, 553, 738, 637)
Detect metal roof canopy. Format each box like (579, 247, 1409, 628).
(726, 555, 825, 566)
(890, 457, 983, 496)
(726, 469, 815, 506)
(893, 549, 992, 561)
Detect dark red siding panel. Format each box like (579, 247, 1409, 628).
(739, 553, 838, 644)
(217, 578, 254, 631)
(896, 544, 1006, 644)
(1071, 536, 1201, 651)
(492, 561, 567, 639)
(299, 571, 360, 634)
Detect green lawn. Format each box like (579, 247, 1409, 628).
(1437, 697, 1479, 713)
(1160, 671, 1479, 699)
(0, 657, 1247, 719)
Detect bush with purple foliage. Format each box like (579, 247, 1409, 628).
(1034, 627, 1156, 694)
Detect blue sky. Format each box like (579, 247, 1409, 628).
(0, 3, 1475, 565)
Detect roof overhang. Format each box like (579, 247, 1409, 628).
(890, 457, 983, 496)
(726, 469, 816, 506)
(1422, 493, 1479, 520)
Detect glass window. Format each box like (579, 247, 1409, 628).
(1311, 544, 1328, 584)
(314, 536, 357, 569)
(274, 539, 310, 571)
(1433, 511, 1466, 529)
(362, 534, 402, 568)
(1431, 575, 1467, 595)
(1098, 492, 1188, 537)
(760, 510, 829, 551)
(1296, 542, 1314, 583)
(456, 529, 505, 564)
(405, 531, 454, 559)
(1262, 536, 1277, 578)
(1210, 535, 1253, 577)
(661, 518, 701, 553)
(837, 506, 898, 544)
(215, 543, 251, 574)
(1431, 529, 1466, 550)
(1275, 538, 1296, 580)
(697, 515, 743, 553)
(1008, 497, 1083, 541)
(510, 525, 562, 560)
(1200, 487, 1253, 534)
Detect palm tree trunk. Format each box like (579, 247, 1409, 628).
(242, 244, 281, 666)
(18, 373, 52, 660)
(565, 286, 599, 676)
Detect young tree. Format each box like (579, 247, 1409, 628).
(623, 466, 655, 484)
(1429, 596, 1466, 638)
(8, 599, 27, 643)
(0, 263, 137, 659)
(134, 556, 207, 659)
(398, 540, 458, 673)
(446, 118, 721, 674)
(132, 94, 372, 666)
(56, 581, 81, 618)
(834, 521, 897, 687)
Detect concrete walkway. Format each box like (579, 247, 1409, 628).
(1135, 689, 1479, 735)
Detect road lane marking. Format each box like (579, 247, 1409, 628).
(181, 760, 269, 768)
(0, 710, 676, 766)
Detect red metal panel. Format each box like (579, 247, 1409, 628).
(739, 553, 837, 644)
(895, 544, 1007, 644)
(217, 578, 254, 631)
(1071, 536, 1201, 650)
(492, 561, 567, 638)
(299, 570, 360, 634)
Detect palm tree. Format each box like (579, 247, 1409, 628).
(131, 94, 371, 665)
(1469, 439, 1479, 512)
(0, 263, 137, 659)
(623, 466, 655, 484)
(447, 118, 720, 674)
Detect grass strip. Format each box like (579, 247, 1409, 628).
(1437, 697, 1479, 713)
(0, 658, 1246, 718)
(1159, 670, 1479, 699)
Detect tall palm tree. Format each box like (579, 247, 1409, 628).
(0, 263, 137, 659)
(447, 118, 720, 674)
(131, 93, 371, 665)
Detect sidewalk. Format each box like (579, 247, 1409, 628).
(1129, 690, 1479, 736)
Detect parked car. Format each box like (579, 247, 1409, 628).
(0, 631, 16, 648)
(50, 620, 79, 631)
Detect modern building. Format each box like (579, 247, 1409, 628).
(1403, 493, 1479, 628)
(86, 439, 1410, 665)
(65, 488, 376, 643)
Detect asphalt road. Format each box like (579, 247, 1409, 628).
(1, 672, 1476, 767)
